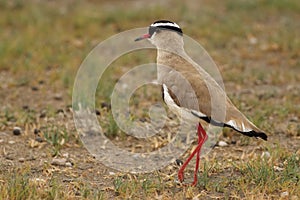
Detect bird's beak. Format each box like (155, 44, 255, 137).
(134, 34, 151, 41)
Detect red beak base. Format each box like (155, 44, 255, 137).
(134, 34, 151, 41)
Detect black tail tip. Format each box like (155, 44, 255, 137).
(242, 131, 268, 141)
(258, 132, 268, 141)
(253, 131, 268, 141)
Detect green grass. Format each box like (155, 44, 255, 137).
(0, 167, 106, 199)
(43, 127, 69, 156)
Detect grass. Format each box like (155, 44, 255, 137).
(0, 167, 106, 199)
(43, 127, 69, 156)
(0, 0, 299, 199)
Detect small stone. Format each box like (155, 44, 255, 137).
(35, 137, 43, 143)
(32, 178, 46, 183)
(19, 157, 25, 162)
(41, 153, 47, 158)
(108, 171, 115, 175)
(31, 86, 39, 91)
(63, 178, 74, 183)
(56, 109, 64, 114)
(62, 153, 69, 158)
(0, 139, 4, 143)
(39, 110, 46, 118)
(176, 159, 183, 166)
(72, 39, 84, 48)
(248, 36, 258, 45)
(280, 191, 289, 198)
(289, 116, 298, 122)
(51, 158, 67, 166)
(95, 109, 101, 116)
(65, 162, 72, 167)
(38, 80, 45, 85)
(261, 151, 271, 159)
(13, 127, 22, 135)
(22, 105, 29, 110)
(139, 117, 147, 122)
(274, 166, 284, 172)
(231, 140, 237, 145)
(8, 140, 16, 144)
(5, 155, 14, 160)
(34, 128, 40, 135)
(54, 93, 63, 101)
(217, 141, 228, 147)
(101, 102, 111, 110)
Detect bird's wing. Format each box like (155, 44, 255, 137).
(158, 54, 267, 140)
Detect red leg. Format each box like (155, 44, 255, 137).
(178, 123, 208, 186)
(192, 124, 208, 186)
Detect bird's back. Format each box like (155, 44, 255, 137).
(157, 51, 267, 140)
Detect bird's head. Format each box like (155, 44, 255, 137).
(135, 20, 183, 48)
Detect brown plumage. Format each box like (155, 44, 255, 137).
(135, 20, 267, 186)
(158, 50, 267, 140)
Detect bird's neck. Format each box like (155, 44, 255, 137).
(156, 43, 190, 85)
(156, 46, 189, 66)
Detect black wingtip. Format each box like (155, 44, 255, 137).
(242, 130, 268, 141)
(258, 132, 268, 141)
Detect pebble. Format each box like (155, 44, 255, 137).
(289, 116, 298, 122)
(231, 140, 237, 145)
(54, 93, 63, 101)
(34, 128, 40, 135)
(0, 139, 4, 143)
(218, 141, 228, 147)
(176, 159, 183, 166)
(274, 166, 284, 172)
(56, 109, 64, 114)
(62, 153, 69, 158)
(261, 151, 271, 159)
(22, 105, 29, 110)
(39, 110, 47, 118)
(31, 86, 39, 91)
(280, 191, 289, 198)
(101, 102, 111, 110)
(65, 162, 72, 167)
(13, 127, 22, 135)
(35, 137, 43, 143)
(18, 157, 25, 162)
(38, 80, 45, 85)
(8, 140, 16, 144)
(108, 171, 115, 175)
(95, 109, 101, 116)
(51, 158, 67, 166)
(41, 153, 47, 158)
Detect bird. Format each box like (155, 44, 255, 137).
(135, 20, 268, 186)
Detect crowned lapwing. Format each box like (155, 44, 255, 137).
(135, 20, 267, 186)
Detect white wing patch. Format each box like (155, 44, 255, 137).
(163, 84, 257, 133)
(162, 84, 206, 122)
(227, 119, 252, 132)
(162, 84, 178, 110)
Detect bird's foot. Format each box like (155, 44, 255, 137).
(178, 171, 184, 183)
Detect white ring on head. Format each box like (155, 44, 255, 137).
(150, 22, 180, 29)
